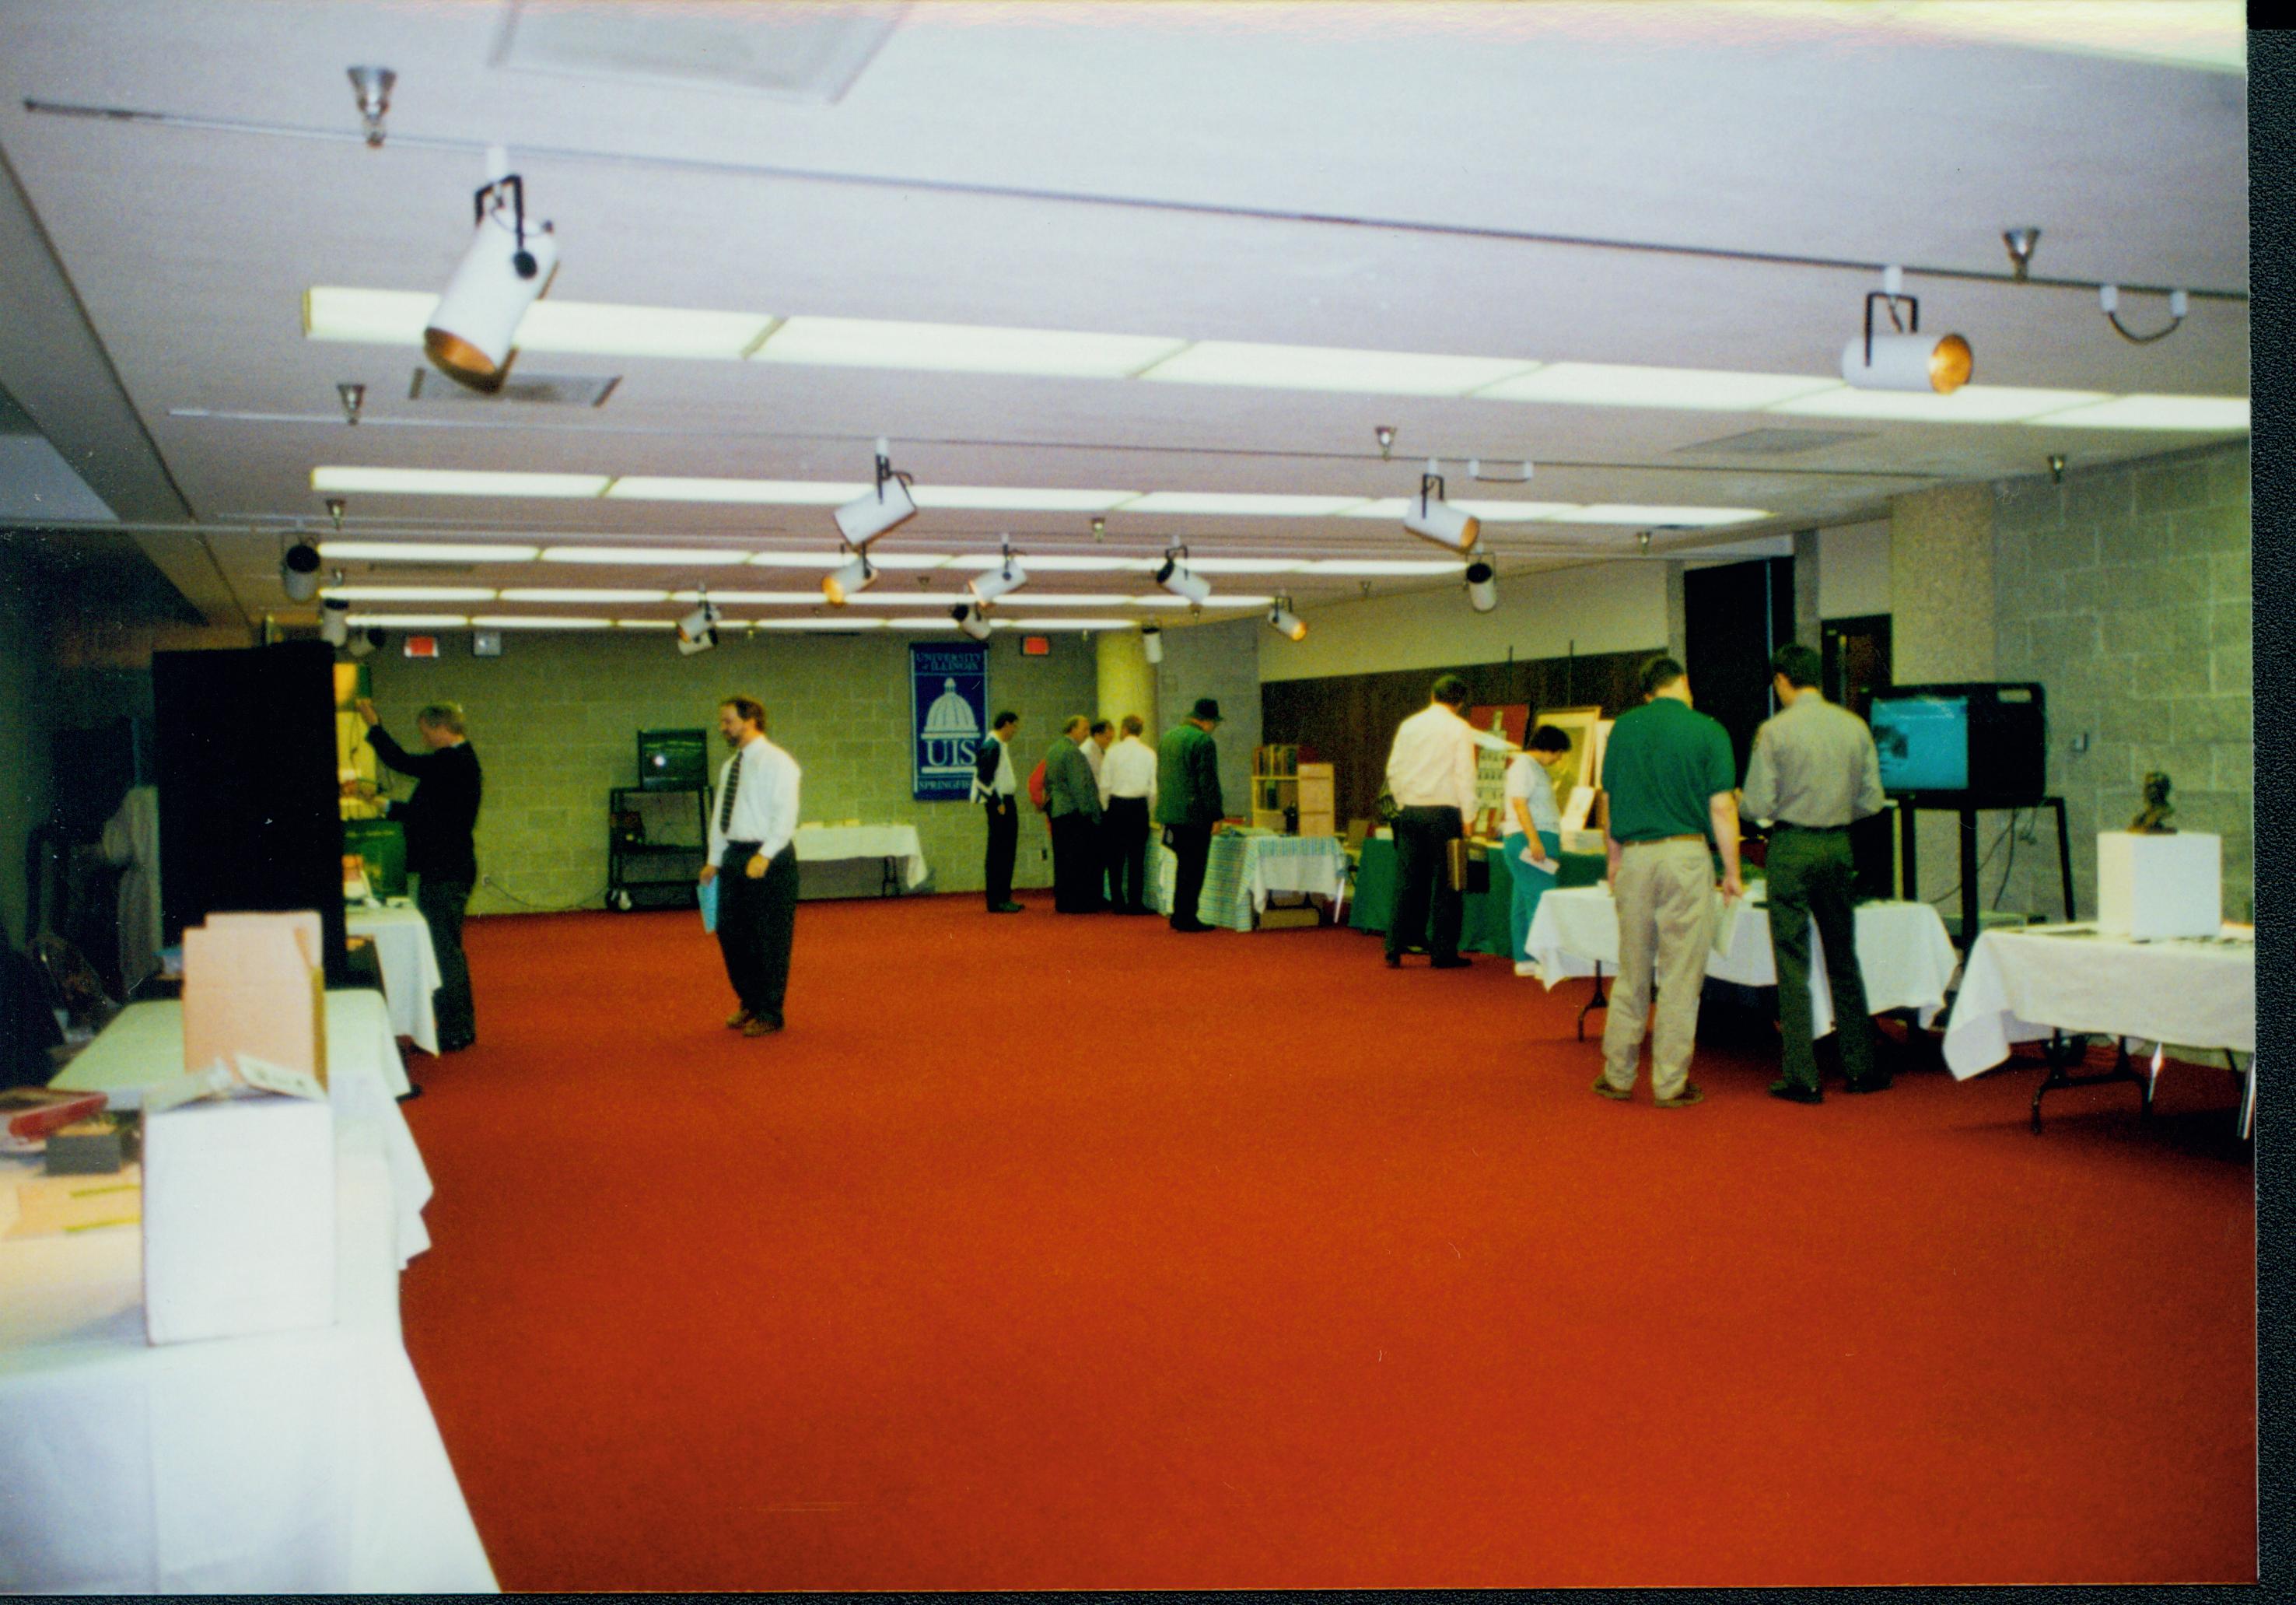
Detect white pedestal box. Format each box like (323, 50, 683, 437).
(2095, 831, 2222, 940)
(142, 1094, 337, 1345)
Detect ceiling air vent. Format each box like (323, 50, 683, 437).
(493, 1, 907, 103)
(408, 369, 620, 408)
(1675, 427, 1870, 457)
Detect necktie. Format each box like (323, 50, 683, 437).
(718, 749, 740, 832)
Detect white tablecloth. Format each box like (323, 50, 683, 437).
(0, 1120, 496, 1593)
(348, 902, 442, 1055)
(50, 992, 433, 1266)
(1525, 885, 1962, 1036)
(1153, 833, 1350, 930)
(1941, 926, 2257, 1079)
(791, 823, 928, 888)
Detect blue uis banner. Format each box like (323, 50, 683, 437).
(910, 640, 989, 802)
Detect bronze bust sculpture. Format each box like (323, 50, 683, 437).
(2129, 771, 2176, 834)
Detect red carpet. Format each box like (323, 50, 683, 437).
(396, 895, 2256, 1589)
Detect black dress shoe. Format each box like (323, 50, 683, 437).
(1430, 955, 1472, 970)
(1843, 1075, 1895, 1094)
(989, 902, 1024, 913)
(1384, 952, 1402, 969)
(1768, 1079, 1824, 1104)
(1172, 919, 1214, 933)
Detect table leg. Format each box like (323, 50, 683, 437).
(2030, 1029, 2149, 1134)
(2232, 1050, 2255, 1141)
(1577, 962, 1608, 1043)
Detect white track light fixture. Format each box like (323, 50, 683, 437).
(1140, 619, 1164, 664)
(950, 603, 992, 641)
(318, 597, 352, 648)
(676, 594, 719, 654)
(1465, 549, 1499, 613)
(338, 382, 365, 425)
(821, 549, 877, 605)
(1266, 598, 1307, 643)
(1154, 546, 1213, 605)
(347, 66, 395, 148)
(1841, 266, 1971, 392)
(1403, 460, 1480, 551)
(425, 154, 558, 388)
(833, 438, 918, 547)
(281, 541, 324, 601)
(968, 543, 1027, 605)
(348, 626, 384, 659)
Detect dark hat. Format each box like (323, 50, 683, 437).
(1191, 697, 1223, 722)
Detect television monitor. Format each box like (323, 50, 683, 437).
(637, 728, 709, 791)
(1868, 682, 2046, 806)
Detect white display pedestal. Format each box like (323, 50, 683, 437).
(2095, 830, 2221, 940)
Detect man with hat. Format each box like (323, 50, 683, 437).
(1155, 697, 1228, 933)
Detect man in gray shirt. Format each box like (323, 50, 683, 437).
(1740, 642, 1888, 1103)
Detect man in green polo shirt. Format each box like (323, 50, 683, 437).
(1594, 655, 1741, 1108)
(1155, 697, 1227, 933)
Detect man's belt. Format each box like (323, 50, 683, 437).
(1624, 833, 1706, 845)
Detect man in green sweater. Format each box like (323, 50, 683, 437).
(1594, 656, 1741, 1108)
(1155, 698, 1227, 933)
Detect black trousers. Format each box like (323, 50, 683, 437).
(1165, 822, 1213, 929)
(1050, 812, 1104, 912)
(414, 874, 475, 1046)
(1765, 824, 1878, 1091)
(1104, 797, 1151, 912)
(1388, 805, 1465, 962)
(715, 842, 799, 1026)
(982, 796, 1018, 907)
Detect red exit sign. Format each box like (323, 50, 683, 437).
(403, 636, 439, 659)
(1021, 636, 1051, 657)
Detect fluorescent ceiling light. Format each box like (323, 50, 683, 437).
(1769, 385, 2110, 422)
(1139, 341, 1537, 397)
(1001, 618, 1138, 631)
(320, 540, 541, 563)
(1177, 557, 1307, 574)
(2022, 394, 2252, 432)
(306, 286, 775, 359)
(607, 478, 863, 504)
(1122, 492, 1369, 517)
(747, 552, 850, 569)
(341, 612, 468, 628)
(943, 554, 1154, 572)
(668, 590, 829, 604)
(1341, 499, 1581, 522)
(1126, 593, 1275, 608)
(1300, 559, 1467, 576)
(312, 466, 611, 498)
(817, 593, 971, 608)
(884, 616, 976, 630)
(612, 619, 680, 629)
(1475, 362, 1843, 411)
(865, 553, 954, 570)
(470, 615, 613, 629)
(499, 587, 671, 604)
(755, 317, 1186, 377)
(320, 584, 497, 601)
(950, 592, 1130, 608)
(912, 485, 1139, 513)
(1549, 505, 1770, 527)
(539, 546, 753, 565)
(751, 617, 887, 630)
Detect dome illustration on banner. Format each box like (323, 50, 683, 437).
(923, 678, 979, 738)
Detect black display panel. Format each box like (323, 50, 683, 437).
(1869, 682, 2046, 807)
(152, 641, 348, 985)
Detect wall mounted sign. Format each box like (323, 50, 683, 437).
(909, 641, 989, 803)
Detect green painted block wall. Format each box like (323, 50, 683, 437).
(365, 629, 1096, 916)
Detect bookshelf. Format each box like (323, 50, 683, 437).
(1251, 745, 1336, 836)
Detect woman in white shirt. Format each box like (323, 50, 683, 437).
(1501, 724, 1572, 976)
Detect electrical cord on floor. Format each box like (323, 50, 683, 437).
(475, 874, 613, 915)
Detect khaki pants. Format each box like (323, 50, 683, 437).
(1601, 838, 1719, 1100)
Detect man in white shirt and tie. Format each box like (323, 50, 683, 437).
(702, 695, 802, 1038)
(1097, 713, 1160, 915)
(1382, 674, 1480, 970)
(972, 710, 1023, 913)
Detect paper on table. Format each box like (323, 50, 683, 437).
(8, 1164, 142, 1238)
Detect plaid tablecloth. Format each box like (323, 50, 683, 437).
(1152, 832, 1349, 931)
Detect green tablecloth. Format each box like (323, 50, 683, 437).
(1347, 836, 1606, 957)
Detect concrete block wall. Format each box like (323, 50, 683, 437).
(1154, 615, 1263, 811)
(366, 628, 1094, 915)
(1990, 440, 2252, 920)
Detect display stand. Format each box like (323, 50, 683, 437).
(1897, 796, 2074, 952)
(607, 786, 708, 910)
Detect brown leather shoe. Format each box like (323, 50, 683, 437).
(740, 1016, 783, 1037)
(726, 1008, 754, 1029)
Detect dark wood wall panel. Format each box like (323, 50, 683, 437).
(1260, 648, 1653, 829)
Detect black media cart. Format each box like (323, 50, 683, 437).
(607, 785, 709, 910)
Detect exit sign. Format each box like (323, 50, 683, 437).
(403, 636, 439, 659)
(1021, 636, 1051, 657)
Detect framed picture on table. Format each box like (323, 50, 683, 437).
(1531, 705, 1605, 801)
